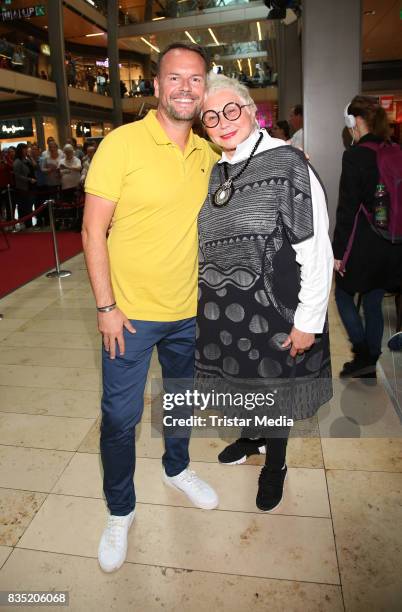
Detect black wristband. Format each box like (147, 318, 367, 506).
(97, 302, 116, 313)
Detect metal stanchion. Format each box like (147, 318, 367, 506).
(45, 199, 72, 279)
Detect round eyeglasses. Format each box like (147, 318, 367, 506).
(201, 102, 252, 129)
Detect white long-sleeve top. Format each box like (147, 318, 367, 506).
(218, 128, 333, 333)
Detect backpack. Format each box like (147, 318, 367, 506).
(341, 141, 402, 271)
(360, 141, 402, 243)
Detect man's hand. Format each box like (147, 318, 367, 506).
(334, 259, 345, 277)
(97, 308, 136, 359)
(282, 326, 315, 358)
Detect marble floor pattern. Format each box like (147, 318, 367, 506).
(0, 253, 401, 612)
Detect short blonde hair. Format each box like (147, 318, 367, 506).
(204, 73, 256, 113)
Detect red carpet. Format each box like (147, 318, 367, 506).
(0, 230, 83, 298)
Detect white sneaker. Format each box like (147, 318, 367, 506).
(163, 468, 219, 510)
(98, 510, 135, 573)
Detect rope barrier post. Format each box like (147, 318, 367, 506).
(45, 199, 72, 279)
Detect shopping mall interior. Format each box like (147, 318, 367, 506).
(0, 0, 401, 610)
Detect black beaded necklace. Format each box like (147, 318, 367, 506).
(213, 132, 263, 207)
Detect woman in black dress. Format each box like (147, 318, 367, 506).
(195, 74, 333, 511)
(333, 96, 402, 378)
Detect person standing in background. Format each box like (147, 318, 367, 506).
(333, 96, 402, 379)
(289, 104, 304, 150)
(271, 120, 291, 143)
(40, 140, 62, 198)
(13, 143, 36, 229)
(60, 144, 81, 203)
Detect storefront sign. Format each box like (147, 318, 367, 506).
(0, 5, 46, 21)
(76, 123, 92, 137)
(0, 118, 33, 139)
(96, 59, 122, 68)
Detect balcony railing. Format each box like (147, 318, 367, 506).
(119, 0, 260, 25)
(0, 39, 50, 81)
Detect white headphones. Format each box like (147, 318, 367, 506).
(344, 102, 356, 129)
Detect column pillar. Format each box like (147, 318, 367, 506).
(142, 55, 152, 80)
(47, 0, 71, 145)
(277, 21, 302, 121)
(303, 0, 362, 235)
(107, 0, 122, 127)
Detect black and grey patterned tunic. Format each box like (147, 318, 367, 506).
(195, 144, 332, 420)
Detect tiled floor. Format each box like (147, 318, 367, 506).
(0, 253, 401, 612)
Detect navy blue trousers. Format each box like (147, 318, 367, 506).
(335, 286, 385, 357)
(100, 317, 195, 515)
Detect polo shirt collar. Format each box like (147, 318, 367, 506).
(144, 110, 202, 153)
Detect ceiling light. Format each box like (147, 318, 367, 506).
(257, 21, 262, 41)
(140, 37, 160, 53)
(208, 28, 220, 46)
(85, 33, 105, 37)
(185, 31, 197, 44)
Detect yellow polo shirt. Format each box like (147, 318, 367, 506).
(85, 110, 219, 321)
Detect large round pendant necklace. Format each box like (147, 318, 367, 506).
(214, 180, 234, 206)
(213, 132, 263, 208)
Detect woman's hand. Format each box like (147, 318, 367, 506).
(334, 259, 345, 277)
(282, 327, 315, 358)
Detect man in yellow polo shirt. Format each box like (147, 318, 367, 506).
(82, 43, 219, 573)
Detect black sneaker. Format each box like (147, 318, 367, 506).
(256, 465, 287, 512)
(218, 438, 266, 465)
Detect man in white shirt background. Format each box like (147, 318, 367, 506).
(289, 104, 304, 150)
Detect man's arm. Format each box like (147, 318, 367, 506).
(82, 193, 135, 359)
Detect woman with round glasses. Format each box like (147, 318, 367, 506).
(195, 74, 333, 511)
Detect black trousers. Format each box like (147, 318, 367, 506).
(264, 426, 290, 469)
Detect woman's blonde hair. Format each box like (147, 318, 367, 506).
(348, 95, 390, 141)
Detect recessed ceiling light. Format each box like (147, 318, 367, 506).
(185, 31, 197, 44)
(140, 37, 160, 53)
(208, 28, 220, 46)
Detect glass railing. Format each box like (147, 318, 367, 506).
(119, 0, 261, 25)
(0, 39, 51, 80)
(120, 71, 277, 98)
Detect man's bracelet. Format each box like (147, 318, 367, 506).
(96, 302, 116, 313)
